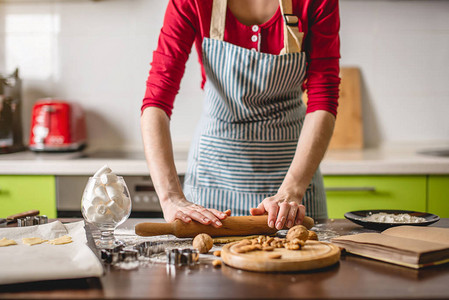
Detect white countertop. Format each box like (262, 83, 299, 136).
(0, 144, 449, 176)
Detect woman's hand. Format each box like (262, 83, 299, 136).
(161, 196, 231, 228)
(250, 190, 305, 230)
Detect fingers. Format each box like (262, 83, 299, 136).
(201, 208, 224, 227)
(295, 204, 306, 225)
(224, 209, 232, 216)
(187, 210, 211, 225)
(266, 201, 279, 229)
(286, 201, 299, 228)
(173, 203, 228, 228)
(264, 198, 302, 230)
(174, 211, 192, 223)
(209, 208, 228, 220)
(250, 202, 266, 216)
(275, 201, 289, 230)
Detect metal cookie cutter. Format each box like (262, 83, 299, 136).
(100, 243, 125, 264)
(135, 241, 165, 257)
(166, 248, 199, 266)
(118, 249, 139, 263)
(100, 241, 140, 266)
(17, 215, 48, 227)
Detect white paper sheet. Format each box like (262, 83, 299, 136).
(0, 220, 103, 285)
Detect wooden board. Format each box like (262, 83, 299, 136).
(221, 240, 340, 272)
(302, 67, 363, 150)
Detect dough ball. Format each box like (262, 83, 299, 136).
(192, 233, 213, 254)
(308, 230, 318, 240)
(286, 225, 309, 242)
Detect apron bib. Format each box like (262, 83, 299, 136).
(183, 0, 327, 219)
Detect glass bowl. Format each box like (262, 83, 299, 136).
(81, 175, 131, 248)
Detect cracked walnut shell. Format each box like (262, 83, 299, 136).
(286, 225, 309, 242)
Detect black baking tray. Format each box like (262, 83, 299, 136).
(344, 209, 440, 231)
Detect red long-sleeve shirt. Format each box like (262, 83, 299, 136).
(142, 0, 341, 118)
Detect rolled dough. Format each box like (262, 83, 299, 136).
(48, 235, 73, 245)
(22, 237, 47, 246)
(0, 237, 17, 247)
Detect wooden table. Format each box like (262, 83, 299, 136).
(1, 219, 448, 299)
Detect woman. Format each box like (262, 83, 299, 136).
(141, 0, 340, 230)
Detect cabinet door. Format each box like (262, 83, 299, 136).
(323, 176, 426, 219)
(428, 175, 449, 218)
(0, 175, 56, 218)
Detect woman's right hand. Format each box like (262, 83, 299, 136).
(161, 197, 230, 228)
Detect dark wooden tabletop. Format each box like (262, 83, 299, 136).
(1, 219, 448, 299)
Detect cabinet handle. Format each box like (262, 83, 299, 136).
(325, 187, 376, 192)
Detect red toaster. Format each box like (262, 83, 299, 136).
(29, 99, 87, 152)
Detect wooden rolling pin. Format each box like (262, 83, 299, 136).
(135, 215, 314, 238)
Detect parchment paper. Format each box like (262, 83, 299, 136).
(0, 220, 103, 285)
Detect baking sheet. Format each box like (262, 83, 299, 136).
(0, 220, 103, 285)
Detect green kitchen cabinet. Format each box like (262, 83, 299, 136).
(323, 175, 427, 219)
(0, 175, 56, 218)
(428, 175, 449, 218)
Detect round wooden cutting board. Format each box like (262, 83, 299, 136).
(221, 240, 340, 272)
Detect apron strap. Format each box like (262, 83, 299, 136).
(210, 0, 227, 41)
(279, 0, 303, 53)
(210, 0, 303, 53)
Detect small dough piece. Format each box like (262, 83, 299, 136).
(213, 250, 221, 257)
(0, 237, 17, 247)
(193, 233, 213, 254)
(22, 237, 47, 246)
(48, 235, 73, 245)
(286, 225, 309, 242)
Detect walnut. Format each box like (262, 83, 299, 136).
(192, 233, 213, 254)
(286, 225, 309, 242)
(302, 217, 315, 230)
(308, 230, 318, 241)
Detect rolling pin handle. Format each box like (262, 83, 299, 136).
(135, 221, 174, 237)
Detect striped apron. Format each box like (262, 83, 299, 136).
(183, 0, 327, 219)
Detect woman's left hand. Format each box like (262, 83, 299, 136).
(250, 192, 306, 230)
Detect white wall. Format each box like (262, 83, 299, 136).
(0, 0, 448, 151)
(340, 0, 449, 147)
